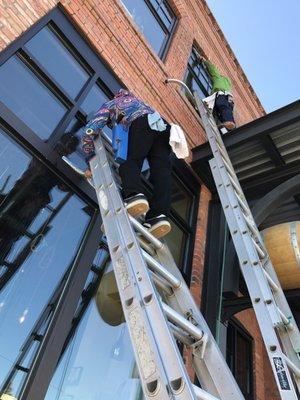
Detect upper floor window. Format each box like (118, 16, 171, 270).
(185, 46, 212, 100)
(121, 0, 176, 58)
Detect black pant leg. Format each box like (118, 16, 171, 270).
(214, 94, 235, 123)
(146, 125, 172, 218)
(118, 116, 153, 198)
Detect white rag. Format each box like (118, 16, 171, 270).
(169, 124, 189, 159)
(203, 91, 233, 111)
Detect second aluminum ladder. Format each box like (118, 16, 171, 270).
(193, 91, 300, 399)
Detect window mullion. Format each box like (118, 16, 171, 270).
(18, 49, 74, 110)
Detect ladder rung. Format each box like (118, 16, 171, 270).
(193, 384, 220, 400)
(263, 269, 280, 292)
(137, 235, 156, 256)
(227, 173, 243, 198)
(282, 354, 300, 378)
(16, 365, 30, 373)
(276, 306, 294, 329)
(236, 194, 251, 216)
(251, 238, 266, 259)
(244, 214, 260, 238)
(216, 142, 231, 165)
(149, 270, 173, 296)
(142, 250, 181, 288)
(169, 322, 194, 346)
(129, 215, 163, 249)
(162, 303, 204, 341)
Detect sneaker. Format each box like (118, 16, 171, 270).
(124, 193, 149, 217)
(218, 121, 236, 131)
(143, 214, 171, 238)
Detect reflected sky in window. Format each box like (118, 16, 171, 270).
(0, 57, 66, 140)
(0, 130, 93, 394)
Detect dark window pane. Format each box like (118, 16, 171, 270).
(226, 322, 254, 399)
(171, 179, 192, 222)
(0, 129, 93, 394)
(65, 117, 112, 171)
(0, 56, 66, 139)
(45, 261, 143, 400)
(25, 27, 89, 99)
(185, 70, 208, 100)
(185, 48, 212, 101)
(80, 84, 109, 116)
(121, 0, 167, 54)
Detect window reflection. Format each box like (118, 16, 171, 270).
(80, 84, 109, 116)
(171, 179, 192, 222)
(185, 48, 212, 101)
(121, 0, 175, 56)
(45, 262, 143, 400)
(0, 129, 93, 396)
(0, 56, 67, 140)
(25, 26, 89, 99)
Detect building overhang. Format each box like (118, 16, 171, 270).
(192, 100, 300, 199)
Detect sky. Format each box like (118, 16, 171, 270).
(206, 0, 300, 113)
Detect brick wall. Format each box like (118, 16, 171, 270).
(0, 0, 275, 397)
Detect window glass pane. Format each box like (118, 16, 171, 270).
(0, 56, 66, 140)
(0, 129, 93, 394)
(25, 27, 89, 99)
(121, 0, 167, 54)
(171, 179, 192, 222)
(45, 261, 143, 400)
(149, 0, 174, 29)
(226, 323, 253, 399)
(65, 117, 112, 172)
(185, 69, 208, 100)
(165, 220, 187, 267)
(80, 84, 109, 116)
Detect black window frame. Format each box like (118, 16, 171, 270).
(121, 0, 177, 59)
(0, 6, 199, 399)
(226, 319, 254, 400)
(184, 45, 212, 100)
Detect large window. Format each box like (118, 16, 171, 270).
(121, 0, 176, 58)
(0, 127, 94, 398)
(185, 46, 212, 100)
(226, 321, 254, 400)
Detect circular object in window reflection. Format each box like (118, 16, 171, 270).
(95, 270, 125, 326)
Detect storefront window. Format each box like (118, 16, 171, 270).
(45, 262, 142, 400)
(0, 128, 93, 395)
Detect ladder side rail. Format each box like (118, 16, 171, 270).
(210, 157, 299, 398)
(90, 135, 198, 400)
(195, 93, 300, 375)
(155, 244, 245, 400)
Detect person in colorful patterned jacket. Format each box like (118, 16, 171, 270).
(82, 89, 172, 238)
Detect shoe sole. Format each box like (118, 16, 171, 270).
(126, 199, 149, 217)
(148, 221, 171, 238)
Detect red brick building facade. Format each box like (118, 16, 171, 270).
(0, 1, 281, 399)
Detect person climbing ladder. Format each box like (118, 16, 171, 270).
(82, 89, 173, 238)
(198, 55, 236, 131)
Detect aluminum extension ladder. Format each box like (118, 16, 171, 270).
(192, 91, 300, 399)
(84, 130, 245, 400)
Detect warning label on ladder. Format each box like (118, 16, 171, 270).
(273, 357, 291, 390)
